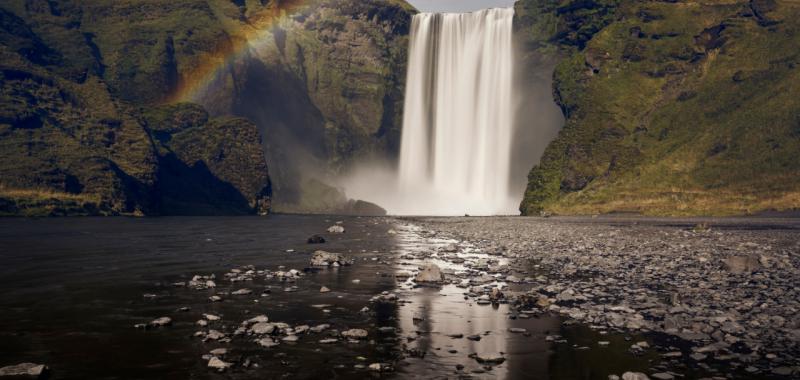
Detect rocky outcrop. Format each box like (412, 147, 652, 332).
(517, 0, 800, 216)
(198, 0, 414, 212)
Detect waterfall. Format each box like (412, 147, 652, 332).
(396, 8, 516, 216)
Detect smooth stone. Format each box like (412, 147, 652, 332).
(257, 338, 279, 348)
(208, 357, 232, 371)
(320, 286, 331, 293)
(415, 263, 445, 283)
(622, 372, 650, 380)
(149, 317, 172, 327)
(0, 363, 47, 378)
(327, 225, 345, 234)
(342, 329, 369, 339)
(209, 348, 227, 356)
(474, 353, 505, 364)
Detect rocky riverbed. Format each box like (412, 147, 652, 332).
(406, 215, 800, 379)
(0, 215, 797, 379)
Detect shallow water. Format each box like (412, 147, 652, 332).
(0, 216, 668, 379)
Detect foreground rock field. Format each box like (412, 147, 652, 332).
(410, 216, 800, 378)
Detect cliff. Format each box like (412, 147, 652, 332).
(0, 0, 412, 216)
(517, 0, 800, 216)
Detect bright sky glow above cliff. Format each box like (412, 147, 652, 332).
(408, 0, 516, 12)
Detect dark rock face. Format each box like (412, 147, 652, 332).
(517, 0, 800, 216)
(144, 104, 272, 215)
(191, 0, 414, 211)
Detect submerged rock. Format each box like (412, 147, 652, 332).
(310, 250, 351, 266)
(307, 235, 326, 244)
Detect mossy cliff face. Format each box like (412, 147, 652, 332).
(0, 11, 271, 216)
(0, 0, 412, 215)
(517, 0, 800, 216)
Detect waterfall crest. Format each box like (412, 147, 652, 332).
(396, 8, 516, 215)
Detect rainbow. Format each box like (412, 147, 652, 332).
(165, 0, 311, 104)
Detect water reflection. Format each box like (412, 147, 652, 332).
(392, 223, 565, 378)
(389, 222, 666, 380)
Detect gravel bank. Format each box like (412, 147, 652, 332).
(409, 216, 800, 378)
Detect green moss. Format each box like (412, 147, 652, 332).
(519, 0, 800, 216)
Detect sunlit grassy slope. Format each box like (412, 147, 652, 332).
(517, 0, 800, 216)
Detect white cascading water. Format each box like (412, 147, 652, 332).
(395, 8, 516, 216)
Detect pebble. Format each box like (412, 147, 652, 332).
(341, 329, 369, 339)
(148, 317, 172, 327)
(207, 357, 231, 371)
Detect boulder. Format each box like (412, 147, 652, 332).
(415, 263, 444, 283)
(0, 363, 47, 378)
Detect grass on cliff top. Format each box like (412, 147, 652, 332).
(0, 185, 105, 217)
